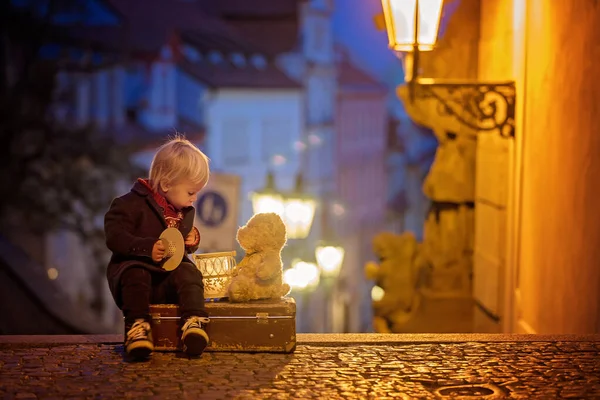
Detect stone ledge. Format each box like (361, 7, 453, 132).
(299, 333, 600, 344)
(1, 332, 599, 346)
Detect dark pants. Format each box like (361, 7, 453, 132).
(120, 262, 207, 325)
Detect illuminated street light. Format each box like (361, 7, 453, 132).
(315, 200, 345, 279)
(282, 174, 316, 240)
(381, 0, 443, 52)
(378, 0, 516, 138)
(315, 243, 345, 279)
(283, 258, 320, 291)
(250, 171, 285, 216)
(251, 172, 316, 239)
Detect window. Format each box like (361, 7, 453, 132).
(261, 118, 291, 162)
(222, 118, 250, 165)
(304, 15, 333, 63)
(307, 74, 335, 124)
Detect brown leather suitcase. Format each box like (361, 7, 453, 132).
(149, 297, 296, 353)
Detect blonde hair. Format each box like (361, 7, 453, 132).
(149, 135, 210, 192)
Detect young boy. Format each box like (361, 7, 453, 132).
(104, 136, 210, 360)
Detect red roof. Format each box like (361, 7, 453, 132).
(109, 118, 205, 149)
(338, 59, 387, 93)
(182, 30, 259, 57)
(87, 0, 244, 55)
(179, 59, 301, 89)
(71, 0, 300, 88)
(198, 0, 300, 56)
(200, 0, 300, 18)
(225, 19, 299, 56)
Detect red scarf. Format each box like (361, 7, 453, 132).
(138, 178, 183, 228)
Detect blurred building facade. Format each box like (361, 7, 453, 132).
(23, 0, 600, 338)
(4, 0, 412, 334)
(331, 47, 388, 332)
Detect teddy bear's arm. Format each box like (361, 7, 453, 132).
(256, 253, 281, 281)
(231, 256, 249, 277)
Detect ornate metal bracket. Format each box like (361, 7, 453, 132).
(411, 79, 516, 138)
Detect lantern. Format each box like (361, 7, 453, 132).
(315, 243, 345, 279)
(283, 258, 320, 291)
(381, 0, 444, 52)
(250, 171, 285, 216)
(283, 174, 316, 239)
(193, 251, 236, 300)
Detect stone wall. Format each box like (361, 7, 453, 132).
(477, 0, 600, 334)
(518, 0, 600, 334)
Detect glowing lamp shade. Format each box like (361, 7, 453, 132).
(284, 259, 320, 291)
(381, 0, 444, 52)
(283, 196, 316, 239)
(315, 244, 345, 278)
(251, 191, 285, 216)
(193, 251, 236, 300)
(251, 171, 285, 216)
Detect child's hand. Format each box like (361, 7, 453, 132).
(152, 240, 166, 262)
(185, 229, 200, 247)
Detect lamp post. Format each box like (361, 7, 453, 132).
(252, 171, 319, 331)
(315, 243, 345, 280)
(283, 258, 320, 332)
(315, 241, 344, 332)
(283, 174, 317, 240)
(315, 199, 345, 332)
(379, 0, 516, 138)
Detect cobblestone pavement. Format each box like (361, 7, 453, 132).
(1, 339, 600, 399)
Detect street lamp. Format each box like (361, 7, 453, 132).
(250, 171, 285, 216)
(282, 174, 317, 240)
(315, 239, 344, 333)
(283, 258, 321, 292)
(315, 200, 345, 280)
(382, 0, 443, 52)
(283, 258, 320, 332)
(250, 172, 316, 239)
(379, 0, 516, 138)
(314, 199, 345, 333)
(315, 243, 345, 279)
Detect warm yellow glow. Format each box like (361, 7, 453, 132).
(315, 245, 345, 278)
(193, 251, 236, 299)
(283, 267, 300, 288)
(371, 285, 385, 301)
(381, 0, 444, 51)
(47, 267, 58, 280)
(283, 197, 316, 239)
(251, 191, 285, 216)
(284, 260, 320, 291)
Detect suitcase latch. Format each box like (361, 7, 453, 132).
(256, 312, 269, 324)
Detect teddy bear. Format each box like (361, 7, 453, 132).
(227, 212, 291, 302)
(364, 231, 425, 333)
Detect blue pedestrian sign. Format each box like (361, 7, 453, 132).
(196, 191, 228, 227)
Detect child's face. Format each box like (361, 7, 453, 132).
(162, 180, 203, 210)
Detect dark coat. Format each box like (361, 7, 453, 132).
(104, 180, 198, 307)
